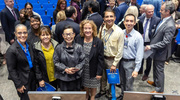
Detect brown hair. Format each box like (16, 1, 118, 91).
(80, 20, 97, 37)
(56, 0, 67, 11)
(39, 26, 52, 36)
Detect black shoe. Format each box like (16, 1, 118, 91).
(95, 92, 106, 98)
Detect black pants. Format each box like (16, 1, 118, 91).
(17, 71, 36, 100)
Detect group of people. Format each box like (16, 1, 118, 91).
(0, 0, 180, 100)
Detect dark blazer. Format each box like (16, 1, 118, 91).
(0, 7, 20, 43)
(75, 35, 104, 78)
(150, 17, 176, 61)
(139, 15, 161, 39)
(54, 18, 80, 44)
(87, 12, 103, 32)
(6, 41, 35, 89)
(115, 2, 129, 24)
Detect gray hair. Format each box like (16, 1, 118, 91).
(145, 4, 155, 11)
(163, 1, 175, 14)
(15, 24, 27, 32)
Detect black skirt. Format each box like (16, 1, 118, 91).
(59, 78, 81, 91)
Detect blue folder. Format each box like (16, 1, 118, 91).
(37, 82, 56, 91)
(106, 69, 120, 84)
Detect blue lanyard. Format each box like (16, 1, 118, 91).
(104, 30, 113, 44)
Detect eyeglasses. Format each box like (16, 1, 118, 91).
(17, 32, 28, 35)
(63, 33, 74, 37)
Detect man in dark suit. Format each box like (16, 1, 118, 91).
(87, 1, 103, 32)
(145, 1, 176, 93)
(54, 6, 80, 44)
(138, 4, 161, 81)
(0, 0, 20, 44)
(115, 0, 129, 24)
(6, 24, 36, 100)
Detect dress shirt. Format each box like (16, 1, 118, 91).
(17, 40, 33, 69)
(98, 24, 124, 66)
(6, 6, 17, 19)
(123, 29, 144, 72)
(143, 17, 151, 42)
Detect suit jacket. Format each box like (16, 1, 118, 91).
(115, 2, 129, 24)
(54, 18, 80, 44)
(75, 35, 104, 78)
(142, 0, 161, 17)
(6, 41, 35, 89)
(150, 17, 176, 61)
(87, 12, 103, 32)
(139, 15, 161, 39)
(0, 7, 20, 43)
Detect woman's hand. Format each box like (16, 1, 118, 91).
(39, 80, 45, 87)
(17, 85, 26, 93)
(96, 75, 102, 80)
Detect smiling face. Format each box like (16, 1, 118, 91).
(104, 11, 116, 29)
(40, 31, 51, 44)
(62, 28, 75, 45)
(124, 15, 136, 33)
(60, 1, 66, 10)
(30, 17, 41, 30)
(145, 5, 154, 18)
(15, 26, 28, 45)
(83, 23, 93, 38)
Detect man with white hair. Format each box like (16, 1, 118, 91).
(138, 4, 161, 81)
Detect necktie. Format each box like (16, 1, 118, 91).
(143, 18, 149, 40)
(11, 9, 17, 20)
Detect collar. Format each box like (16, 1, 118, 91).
(124, 28, 135, 36)
(119, 2, 125, 6)
(17, 40, 29, 50)
(6, 6, 13, 11)
(145, 17, 151, 21)
(103, 24, 116, 31)
(89, 12, 98, 17)
(67, 18, 74, 21)
(162, 16, 171, 22)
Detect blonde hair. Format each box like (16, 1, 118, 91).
(56, 11, 66, 24)
(124, 6, 139, 23)
(79, 20, 97, 37)
(171, 0, 179, 10)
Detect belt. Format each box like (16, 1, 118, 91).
(104, 56, 115, 59)
(122, 58, 135, 61)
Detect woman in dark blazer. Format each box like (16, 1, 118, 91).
(6, 24, 35, 100)
(75, 20, 104, 100)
